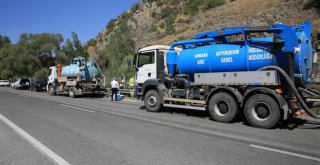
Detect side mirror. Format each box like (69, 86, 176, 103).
(127, 60, 132, 67)
(133, 54, 137, 68)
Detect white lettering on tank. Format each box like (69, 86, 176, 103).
(195, 53, 208, 58)
(248, 53, 273, 60)
(197, 59, 205, 64)
(248, 47, 264, 53)
(216, 49, 240, 56)
(221, 57, 233, 63)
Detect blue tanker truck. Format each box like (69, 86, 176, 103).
(133, 21, 320, 128)
(47, 56, 104, 97)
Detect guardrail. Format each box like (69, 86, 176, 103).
(105, 88, 134, 97)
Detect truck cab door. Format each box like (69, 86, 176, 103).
(135, 50, 157, 84)
(48, 67, 57, 84)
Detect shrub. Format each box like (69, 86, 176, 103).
(202, 0, 225, 10)
(185, 0, 199, 15)
(157, 0, 165, 6)
(160, 7, 174, 19)
(106, 19, 116, 33)
(168, 0, 181, 6)
(131, 3, 140, 12)
(184, 0, 225, 15)
(148, 24, 158, 33)
(142, 0, 158, 3)
(304, 0, 320, 14)
(151, 11, 157, 18)
(165, 18, 175, 34)
(159, 22, 165, 29)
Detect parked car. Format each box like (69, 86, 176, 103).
(0, 80, 10, 87)
(30, 79, 47, 92)
(16, 78, 30, 90)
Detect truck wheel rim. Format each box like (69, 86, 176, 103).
(251, 102, 271, 121)
(70, 89, 74, 95)
(214, 99, 229, 116)
(49, 86, 54, 93)
(148, 96, 157, 107)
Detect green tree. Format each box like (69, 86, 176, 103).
(98, 19, 136, 86)
(0, 33, 64, 79)
(62, 39, 76, 59)
(0, 35, 11, 48)
(71, 31, 88, 59)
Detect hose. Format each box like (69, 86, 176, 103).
(258, 66, 320, 119)
(312, 102, 320, 108)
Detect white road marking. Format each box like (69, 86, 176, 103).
(0, 113, 71, 165)
(60, 104, 95, 113)
(250, 144, 320, 162)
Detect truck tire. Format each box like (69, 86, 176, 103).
(69, 87, 76, 98)
(208, 92, 239, 123)
(244, 94, 280, 129)
(48, 85, 56, 96)
(144, 89, 162, 112)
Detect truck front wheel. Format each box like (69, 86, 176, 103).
(69, 87, 76, 98)
(144, 89, 162, 112)
(244, 94, 280, 129)
(48, 85, 56, 96)
(208, 92, 239, 123)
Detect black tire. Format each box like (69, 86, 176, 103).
(69, 87, 76, 98)
(48, 85, 56, 96)
(144, 89, 162, 112)
(244, 94, 280, 129)
(208, 92, 239, 123)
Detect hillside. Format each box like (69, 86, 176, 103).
(88, 0, 319, 57)
(86, 0, 320, 82)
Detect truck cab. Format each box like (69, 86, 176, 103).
(133, 45, 181, 95)
(47, 66, 57, 91)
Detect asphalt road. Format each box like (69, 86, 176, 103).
(0, 87, 319, 165)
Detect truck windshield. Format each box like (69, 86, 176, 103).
(138, 52, 155, 67)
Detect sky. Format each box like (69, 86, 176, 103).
(0, 0, 141, 44)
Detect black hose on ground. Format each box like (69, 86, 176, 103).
(258, 66, 320, 119)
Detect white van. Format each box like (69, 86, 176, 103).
(0, 80, 10, 87)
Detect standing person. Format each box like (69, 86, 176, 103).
(111, 77, 119, 101)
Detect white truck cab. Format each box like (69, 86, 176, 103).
(133, 45, 181, 95)
(47, 66, 57, 91)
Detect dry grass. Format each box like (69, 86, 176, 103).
(154, 0, 320, 45)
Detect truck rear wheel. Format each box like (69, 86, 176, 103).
(69, 87, 76, 98)
(208, 92, 239, 123)
(144, 89, 162, 112)
(244, 94, 280, 129)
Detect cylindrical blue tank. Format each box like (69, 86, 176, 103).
(61, 58, 102, 82)
(167, 21, 314, 84)
(176, 43, 276, 74)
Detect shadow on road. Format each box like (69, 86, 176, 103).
(139, 105, 320, 130)
(139, 106, 209, 118)
(280, 118, 320, 130)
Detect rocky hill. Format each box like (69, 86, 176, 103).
(87, 0, 320, 60)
